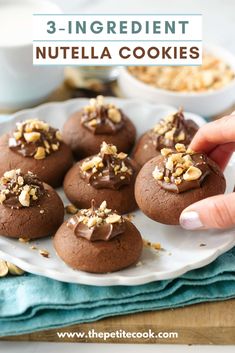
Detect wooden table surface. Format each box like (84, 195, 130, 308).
(2, 299, 235, 344)
(1, 74, 235, 344)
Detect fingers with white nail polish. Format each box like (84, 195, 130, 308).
(180, 193, 235, 230)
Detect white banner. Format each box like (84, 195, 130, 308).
(33, 14, 202, 65)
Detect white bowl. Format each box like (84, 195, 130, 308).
(0, 0, 64, 110)
(118, 44, 235, 117)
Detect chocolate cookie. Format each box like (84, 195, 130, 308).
(0, 119, 73, 187)
(0, 169, 64, 239)
(54, 201, 143, 273)
(135, 144, 226, 225)
(63, 142, 138, 214)
(133, 109, 198, 167)
(62, 95, 136, 159)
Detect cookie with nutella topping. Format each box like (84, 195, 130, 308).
(135, 144, 226, 225)
(62, 96, 136, 159)
(0, 119, 73, 187)
(133, 109, 198, 167)
(53, 201, 143, 273)
(0, 169, 64, 239)
(63, 142, 138, 214)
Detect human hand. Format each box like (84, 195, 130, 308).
(180, 113, 235, 230)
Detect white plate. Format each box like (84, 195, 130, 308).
(0, 98, 234, 286)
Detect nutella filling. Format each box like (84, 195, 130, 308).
(0, 169, 45, 209)
(67, 200, 126, 242)
(9, 119, 63, 160)
(80, 142, 134, 190)
(152, 144, 211, 194)
(150, 109, 198, 151)
(81, 95, 124, 135)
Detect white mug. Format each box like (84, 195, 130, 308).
(0, 0, 64, 110)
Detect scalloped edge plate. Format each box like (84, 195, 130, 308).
(0, 97, 234, 286)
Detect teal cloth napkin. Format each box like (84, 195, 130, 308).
(0, 247, 234, 337)
(0, 115, 234, 337)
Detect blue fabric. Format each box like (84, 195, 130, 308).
(0, 247, 234, 337)
(0, 114, 235, 336)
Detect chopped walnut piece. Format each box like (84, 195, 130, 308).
(19, 185, 30, 207)
(161, 148, 172, 157)
(34, 146, 46, 160)
(55, 130, 62, 141)
(183, 166, 202, 181)
(24, 132, 41, 143)
(39, 249, 50, 258)
(65, 204, 78, 215)
(18, 237, 30, 243)
(108, 108, 122, 123)
(100, 142, 117, 155)
(81, 156, 103, 172)
(175, 143, 187, 153)
(152, 167, 164, 180)
(106, 214, 121, 224)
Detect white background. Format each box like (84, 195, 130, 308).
(2, 0, 235, 352)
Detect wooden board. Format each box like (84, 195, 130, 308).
(1, 299, 235, 344)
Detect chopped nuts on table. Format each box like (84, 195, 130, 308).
(0, 259, 24, 277)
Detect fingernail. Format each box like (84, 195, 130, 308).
(180, 211, 204, 230)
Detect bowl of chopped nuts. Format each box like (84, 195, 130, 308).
(118, 44, 235, 117)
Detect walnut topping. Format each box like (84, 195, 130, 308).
(107, 107, 122, 123)
(175, 143, 187, 153)
(149, 108, 198, 153)
(176, 131, 186, 142)
(81, 142, 133, 181)
(24, 132, 41, 143)
(34, 147, 46, 160)
(0, 169, 45, 208)
(0, 193, 6, 203)
(161, 148, 172, 157)
(183, 166, 202, 181)
(106, 214, 121, 224)
(19, 185, 30, 207)
(164, 128, 176, 141)
(13, 131, 22, 140)
(152, 144, 209, 191)
(55, 130, 62, 141)
(152, 167, 164, 180)
(68, 200, 126, 242)
(82, 95, 123, 130)
(71, 201, 123, 228)
(118, 152, 128, 160)
(9, 119, 62, 160)
(81, 156, 103, 172)
(100, 142, 117, 155)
